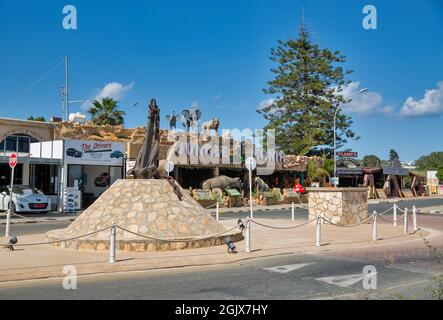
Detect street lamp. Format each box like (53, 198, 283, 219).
(333, 88, 368, 187)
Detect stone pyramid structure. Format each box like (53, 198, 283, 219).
(46, 179, 242, 251)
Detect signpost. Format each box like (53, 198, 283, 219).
(5, 153, 17, 238)
(337, 151, 358, 158)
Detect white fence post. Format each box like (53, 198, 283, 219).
(245, 218, 251, 253)
(393, 204, 397, 227)
(403, 208, 408, 235)
(372, 210, 378, 241)
(109, 221, 116, 263)
(316, 215, 321, 247)
(216, 202, 219, 221)
(413, 205, 418, 232)
(291, 202, 295, 221)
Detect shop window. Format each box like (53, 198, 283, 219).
(0, 134, 38, 153)
(109, 166, 122, 185)
(68, 165, 84, 189)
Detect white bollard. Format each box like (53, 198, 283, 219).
(316, 215, 321, 247)
(291, 202, 295, 221)
(403, 208, 408, 235)
(245, 218, 251, 253)
(372, 210, 377, 241)
(216, 202, 219, 221)
(413, 205, 418, 232)
(109, 222, 116, 263)
(393, 204, 397, 227)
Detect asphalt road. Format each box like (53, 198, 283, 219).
(0, 221, 71, 236)
(0, 253, 434, 300)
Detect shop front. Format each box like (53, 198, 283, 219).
(61, 140, 125, 211)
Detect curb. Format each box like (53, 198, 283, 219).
(0, 218, 76, 226)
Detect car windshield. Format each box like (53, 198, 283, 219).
(11, 185, 40, 195)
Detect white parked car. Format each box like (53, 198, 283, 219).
(0, 185, 51, 213)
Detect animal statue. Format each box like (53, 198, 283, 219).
(181, 108, 202, 132)
(165, 111, 180, 130)
(202, 118, 220, 136)
(255, 176, 270, 192)
(202, 175, 242, 190)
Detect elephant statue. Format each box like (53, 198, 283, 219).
(202, 175, 243, 190)
(181, 108, 202, 132)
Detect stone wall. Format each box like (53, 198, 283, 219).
(307, 187, 368, 225)
(0, 118, 53, 142)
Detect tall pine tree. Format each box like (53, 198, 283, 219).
(258, 24, 358, 156)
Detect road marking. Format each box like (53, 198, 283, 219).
(263, 263, 314, 274)
(316, 273, 373, 288)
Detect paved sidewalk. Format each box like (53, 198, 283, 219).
(0, 217, 434, 284)
(369, 195, 443, 204)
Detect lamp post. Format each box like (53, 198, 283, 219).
(333, 88, 368, 187)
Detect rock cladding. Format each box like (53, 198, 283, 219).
(46, 179, 242, 251)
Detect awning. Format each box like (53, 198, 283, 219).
(383, 167, 409, 176)
(336, 168, 363, 176)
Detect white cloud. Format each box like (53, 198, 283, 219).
(213, 94, 221, 102)
(257, 98, 277, 112)
(339, 81, 391, 115)
(82, 81, 134, 109)
(94, 81, 134, 101)
(399, 82, 443, 117)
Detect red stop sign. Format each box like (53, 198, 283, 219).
(9, 153, 17, 168)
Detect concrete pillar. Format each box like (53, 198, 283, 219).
(213, 167, 220, 177)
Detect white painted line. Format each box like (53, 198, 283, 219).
(316, 273, 373, 288)
(263, 263, 314, 274)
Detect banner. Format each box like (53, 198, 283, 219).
(64, 140, 125, 165)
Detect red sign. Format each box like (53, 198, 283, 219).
(337, 151, 358, 158)
(9, 153, 18, 168)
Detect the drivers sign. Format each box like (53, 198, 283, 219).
(9, 153, 18, 168)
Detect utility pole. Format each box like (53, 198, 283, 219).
(65, 56, 69, 121)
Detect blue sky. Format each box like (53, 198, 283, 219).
(0, 0, 442, 162)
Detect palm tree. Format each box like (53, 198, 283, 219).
(307, 159, 330, 186)
(87, 97, 126, 126)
